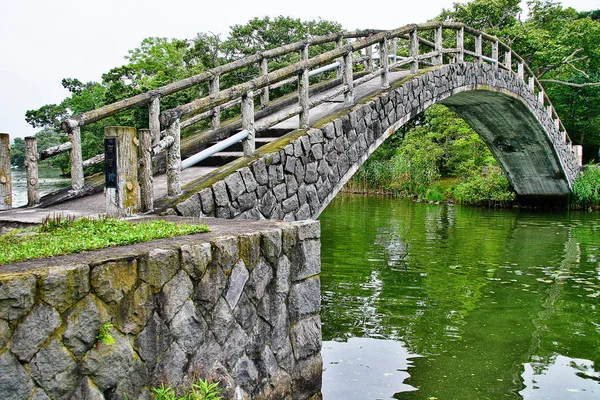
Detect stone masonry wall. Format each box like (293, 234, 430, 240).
(170, 62, 580, 220)
(0, 218, 322, 400)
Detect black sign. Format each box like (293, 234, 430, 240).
(104, 138, 118, 188)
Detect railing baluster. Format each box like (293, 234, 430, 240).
(517, 63, 524, 80)
(299, 44, 310, 129)
(475, 34, 483, 64)
(69, 125, 85, 191)
(504, 50, 512, 71)
(456, 27, 464, 63)
(343, 51, 354, 106)
(149, 96, 161, 146)
(210, 75, 221, 130)
(24, 137, 39, 207)
(166, 120, 182, 197)
(391, 38, 398, 67)
(260, 58, 269, 107)
(538, 89, 545, 106)
(528, 77, 535, 91)
(492, 40, 499, 63)
(380, 37, 389, 88)
(434, 26, 443, 65)
(242, 90, 256, 155)
(365, 42, 373, 72)
(139, 128, 153, 212)
(410, 27, 419, 74)
(0, 133, 11, 210)
(336, 37, 344, 79)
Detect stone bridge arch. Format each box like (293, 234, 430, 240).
(159, 62, 581, 220)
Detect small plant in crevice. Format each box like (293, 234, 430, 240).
(152, 378, 223, 400)
(96, 322, 115, 348)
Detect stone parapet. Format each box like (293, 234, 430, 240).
(0, 218, 322, 400)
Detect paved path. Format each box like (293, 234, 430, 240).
(0, 71, 409, 225)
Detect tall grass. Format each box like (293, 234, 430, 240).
(572, 165, 600, 209)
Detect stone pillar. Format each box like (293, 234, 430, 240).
(299, 45, 310, 129)
(149, 97, 161, 146)
(456, 27, 464, 63)
(104, 126, 140, 217)
(0, 133, 11, 210)
(260, 58, 269, 107)
(166, 120, 182, 197)
(434, 26, 443, 65)
(410, 28, 419, 74)
(242, 90, 256, 155)
(210, 75, 220, 130)
(380, 37, 389, 89)
(24, 137, 39, 207)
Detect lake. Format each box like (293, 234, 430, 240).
(319, 194, 599, 399)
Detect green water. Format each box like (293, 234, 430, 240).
(319, 194, 600, 399)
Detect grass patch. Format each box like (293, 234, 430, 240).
(153, 378, 222, 400)
(0, 216, 209, 265)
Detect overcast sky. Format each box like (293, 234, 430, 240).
(1, 0, 596, 142)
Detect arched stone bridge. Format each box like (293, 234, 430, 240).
(7, 22, 581, 221)
(158, 60, 581, 220)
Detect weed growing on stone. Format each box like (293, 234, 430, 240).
(152, 378, 222, 400)
(0, 216, 209, 265)
(96, 322, 115, 347)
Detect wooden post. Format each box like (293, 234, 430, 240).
(410, 28, 419, 74)
(434, 26, 443, 65)
(166, 120, 182, 197)
(138, 128, 153, 212)
(475, 34, 482, 64)
(517, 63, 524, 80)
(0, 133, 11, 210)
(149, 97, 161, 146)
(104, 126, 140, 217)
(492, 41, 499, 63)
(24, 137, 39, 207)
(504, 50, 512, 71)
(336, 37, 344, 79)
(343, 51, 354, 106)
(210, 75, 220, 130)
(391, 38, 398, 66)
(528, 77, 535, 91)
(456, 27, 464, 63)
(365, 44, 373, 72)
(260, 58, 269, 107)
(68, 125, 85, 191)
(299, 45, 310, 129)
(380, 38, 389, 89)
(242, 90, 256, 156)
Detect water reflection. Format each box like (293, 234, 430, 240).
(322, 337, 418, 399)
(319, 194, 600, 399)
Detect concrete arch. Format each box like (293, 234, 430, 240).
(165, 62, 581, 220)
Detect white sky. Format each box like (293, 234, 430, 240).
(0, 0, 596, 142)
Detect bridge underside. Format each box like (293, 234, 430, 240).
(441, 90, 571, 199)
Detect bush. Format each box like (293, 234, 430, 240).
(452, 167, 515, 205)
(572, 166, 600, 209)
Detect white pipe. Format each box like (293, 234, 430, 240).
(181, 130, 249, 170)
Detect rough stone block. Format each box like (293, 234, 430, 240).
(199, 188, 215, 216)
(116, 282, 154, 334)
(63, 294, 110, 358)
(304, 162, 318, 184)
(170, 300, 208, 353)
(30, 338, 79, 399)
(0, 319, 10, 349)
(295, 204, 311, 221)
(70, 377, 104, 400)
(159, 270, 194, 323)
(140, 248, 179, 289)
(91, 258, 137, 309)
(0, 349, 35, 400)
(285, 155, 296, 174)
(273, 183, 287, 202)
(134, 312, 172, 374)
(155, 341, 187, 387)
(38, 264, 90, 313)
(233, 292, 257, 333)
(181, 242, 212, 281)
(225, 172, 246, 201)
(289, 277, 321, 323)
(294, 160, 305, 183)
(239, 232, 261, 270)
(292, 355, 323, 398)
(212, 181, 229, 207)
(209, 297, 235, 346)
(11, 305, 62, 363)
(291, 316, 322, 360)
(322, 123, 335, 139)
(0, 273, 36, 322)
(226, 260, 250, 309)
(252, 158, 269, 185)
(259, 190, 277, 218)
(212, 235, 240, 275)
(310, 143, 323, 161)
(261, 229, 282, 265)
(239, 167, 258, 193)
(282, 195, 300, 214)
(246, 258, 273, 302)
(176, 193, 203, 217)
(238, 191, 258, 212)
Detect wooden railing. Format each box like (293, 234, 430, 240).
(2, 22, 575, 213)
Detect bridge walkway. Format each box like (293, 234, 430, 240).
(0, 70, 409, 225)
